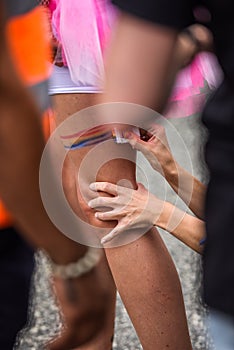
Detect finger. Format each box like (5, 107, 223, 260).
(88, 197, 115, 209)
(101, 225, 126, 245)
(95, 210, 120, 221)
(89, 182, 118, 196)
(148, 124, 164, 136)
(123, 131, 149, 152)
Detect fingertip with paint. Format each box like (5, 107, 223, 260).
(124, 131, 132, 139)
(101, 237, 108, 245)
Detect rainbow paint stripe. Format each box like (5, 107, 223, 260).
(61, 126, 140, 150)
(61, 125, 113, 150)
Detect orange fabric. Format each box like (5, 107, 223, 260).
(0, 201, 13, 228)
(0, 6, 52, 228)
(42, 109, 53, 139)
(6, 6, 51, 85)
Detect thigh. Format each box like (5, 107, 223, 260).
(52, 93, 137, 226)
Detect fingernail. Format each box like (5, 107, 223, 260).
(95, 212, 99, 218)
(101, 237, 108, 244)
(89, 183, 96, 190)
(88, 201, 92, 207)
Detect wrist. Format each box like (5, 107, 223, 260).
(154, 201, 173, 230)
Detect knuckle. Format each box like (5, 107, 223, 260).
(115, 194, 120, 201)
(94, 198, 102, 206)
(102, 183, 108, 191)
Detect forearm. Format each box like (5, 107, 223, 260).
(0, 96, 86, 263)
(0, 50, 86, 264)
(156, 202, 205, 254)
(161, 157, 206, 219)
(103, 13, 178, 112)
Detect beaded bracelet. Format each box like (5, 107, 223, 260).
(50, 247, 102, 279)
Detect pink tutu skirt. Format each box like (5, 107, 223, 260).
(50, 0, 117, 86)
(49, 0, 222, 118)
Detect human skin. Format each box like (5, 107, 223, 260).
(125, 125, 205, 220)
(94, 13, 209, 255)
(87, 125, 206, 253)
(0, 4, 113, 348)
(100, 11, 199, 349)
(46, 7, 213, 350)
(88, 181, 205, 253)
(51, 93, 117, 350)
(90, 17, 211, 254)
(52, 91, 192, 350)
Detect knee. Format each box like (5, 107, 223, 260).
(78, 191, 116, 229)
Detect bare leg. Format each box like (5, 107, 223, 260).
(0, 52, 114, 350)
(105, 231, 191, 350)
(52, 93, 116, 350)
(50, 254, 116, 350)
(79, 155, 191, 350)
(53, 93, 192, 349)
